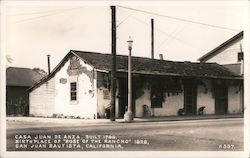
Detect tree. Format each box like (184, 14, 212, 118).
(32, 67, 47, 76)
(6, 55, 13, 67)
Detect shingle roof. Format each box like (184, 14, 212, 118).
(29, 50, 242, 92)
(73, 50, 241, 79)
(198, 31, 243, 62)
(6, 67, 45, 87)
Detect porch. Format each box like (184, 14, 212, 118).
(114, 73, 243, 119)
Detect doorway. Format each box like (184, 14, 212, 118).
(118, 77, 135, 118)
(215, 83, 228, 114)
(184, 82, 197, 115)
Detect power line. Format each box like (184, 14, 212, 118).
(130, 15, 200, 52)
(117, 14, 132, 28)
(117, 6, 239, 32)
(156, 26, 185, 51)
(7, 8, 77, 16)
(131, 16, 190, 46)
(14, 7, 84, 23)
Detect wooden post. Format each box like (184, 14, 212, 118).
(151, 18, 154, 59)
(110, 6, 116, 121)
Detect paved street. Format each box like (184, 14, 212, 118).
(6, 118, 243, 151)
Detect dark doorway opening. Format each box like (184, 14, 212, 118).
(215, 83, 228, 114)
(151, 79, 163, 108)
(118, 77, 135, 118)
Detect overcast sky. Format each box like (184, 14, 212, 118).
(4, 1, 247, 71)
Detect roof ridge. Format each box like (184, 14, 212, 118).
(72, 50, 211, 64)
(198, 31, 243, 62)
(7, 66, 33, 70)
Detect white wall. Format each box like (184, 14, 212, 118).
(135, 86, 184, 117)
(95, 76, 242, 118)
(97, 86, 111, 118)
(154, 92, 184, 116)
(29, 78, 55, 117)
(135, 79, 243, 117)
(197, 79, 214, 114)
(30, 55, 97, 119)
(228, 85, 241, 114)
(54, 57, 97, 119)
(96, 72, 119, 118)
(206, 39, 242, 65)
(135, 80, 216, 117)
(135, 88, 151, 117)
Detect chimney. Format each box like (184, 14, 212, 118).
(238, 44, 244, 75)
(159, 54, 164, 60)
(47, 54, 51, 74)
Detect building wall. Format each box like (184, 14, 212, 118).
(54, 57, 97, 119)
(205, 39, 242, 65)
(197, 79, 215, 114)
(96, 72, 110, 118)
(135, 79, 242, 117)
(95, 75, 242, 118)
(30, 55, 97, 119)
(6, 86, 29, 116)
(96, 72, 120, 118)
(96, 87, 110, 118)
(29, 78, 55, 117)
(201, 38, 243, 114)
(135, 79, 217, 117)
(135, 88, 184, 117)
(228, 85, 241, 114)
(135, 80, 214, 117)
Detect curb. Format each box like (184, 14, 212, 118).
(6, 115, 243, 124)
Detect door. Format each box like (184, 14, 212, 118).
(184, 83, 197, 115)
(215, 84, 228, 114)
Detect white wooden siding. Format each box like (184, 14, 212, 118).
(206, 39, 242, 65)
(29, 78, 55, 117)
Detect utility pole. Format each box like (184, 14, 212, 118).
(110, 6, 116, 121)
(151, 18, 154, 59)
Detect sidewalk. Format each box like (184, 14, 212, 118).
(133, 114, 243, 122)
(6, 114, 243, 124)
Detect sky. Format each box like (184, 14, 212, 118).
(4, 1, 247, 72)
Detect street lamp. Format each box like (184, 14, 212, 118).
(124, 37, 134, 122)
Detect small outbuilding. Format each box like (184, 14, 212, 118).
(6, 67, 45, 116)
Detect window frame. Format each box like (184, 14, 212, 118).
(70, 82, 77, 101)
(69, 76, 79, 103)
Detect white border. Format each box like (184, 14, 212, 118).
(243, 1, 250, 158)
(0, 0, 7, 157)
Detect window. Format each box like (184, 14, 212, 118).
(70, 82, 77, 101)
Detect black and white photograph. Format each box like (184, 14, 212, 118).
(0, 0, 249, 158)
